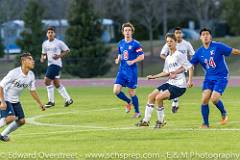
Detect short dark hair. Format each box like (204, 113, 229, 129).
(20, 52, 32, 63)
(199, 28, 212, 35)
(175, 27, 182, 31)
(121, 22, 135, 33)
(47, 26, 56, 32)
(165, 33, 176, 41)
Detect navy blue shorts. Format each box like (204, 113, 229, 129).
(202, 78, 228, 95)
(157, 83, 186, 100)
(0, 101, 25, 120)
(115, 71, 138, 89)
(45, 64, 61, 80)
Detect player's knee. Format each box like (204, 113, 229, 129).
(210, 96, 219, 104)
(44, 79, 51, 86)
(128, 90, 135, 97)
(18, 119, 25, 126)
(113, 88, 120, 95)
(148, 93, 155, 102)
(155, 94, 164, 101)
(5, 116, 16, 124)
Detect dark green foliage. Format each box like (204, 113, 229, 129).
(65, 0, 111, 78)
(16, 0, 46, 77)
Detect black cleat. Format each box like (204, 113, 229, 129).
(135, 119, 150, 127)
(45, 102, 55, 108)
(154, 120, 167, 129)
(172, 106, 179, 113)
(64, 99, 73, 107)
(0, 135, 10, 142)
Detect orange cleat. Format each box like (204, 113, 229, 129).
(220, 115, 228, 125)
(125, 103, 132, 113)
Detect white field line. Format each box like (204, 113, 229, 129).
(13, 107, 240, 138)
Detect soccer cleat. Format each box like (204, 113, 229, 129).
(172, 106, 179, 113)
(0, 135, 10, 142)
(135, 119, 149, 127)
(220, 115, 228, 125)
(125, 103, 132, 113)
(132, 113, 141, 118)
(154, 120, 167, 129)
(64, 99, 73, 107)
(45, 102, 55, 108)
(199, 124, 209, 129)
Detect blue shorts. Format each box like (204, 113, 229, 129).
(0, 101, 25, 120)
(46, 64, 61, 80)
(115, 71, 138, 89)
(157, 83, 186, 100)
(202, 78, 228, 95)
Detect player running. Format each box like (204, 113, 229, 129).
(136, 33, 193, 128)
(160, 27, 195, 113)
(190, 28, 240, 128)
(41, 26, 73, 108)
(113, 22, 144, 118)
(0, 52, 45, 142)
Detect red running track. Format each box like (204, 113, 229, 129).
(35, 76, 240, 87)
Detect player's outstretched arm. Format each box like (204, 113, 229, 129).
(30, 90, 45, 111)
(187, 66, 194, 88)
(231, 48, 240, 55)
(0, 87, 7, 110)
(147, 72, 169, 80)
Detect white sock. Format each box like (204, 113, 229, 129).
(57, 85, 71, 101)
(143, 104, 154, 122)
(47, 85, 54, 103)
(1, 121, 20, 136)
(0, 118, 6, 128)
(172, 98, 179, 107)
(157, 106, 165, 123)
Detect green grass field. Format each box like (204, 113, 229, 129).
(0, 86, 240, 160)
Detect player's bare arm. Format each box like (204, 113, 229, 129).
(126, 54, 144, 66)
(0, 87, 7, 110)
(40, 53, 47, 63)
(53, 50, 70, 60)
(147, 71, 169, 80)
(115, 55, 121, 64)
(30, 90, 45, 111)
(187, 66, 194, 88)
(160, 54, 167, 60)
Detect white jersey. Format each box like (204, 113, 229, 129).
(160, 39, 195, 59)
(42, 38, 70, 67)
(0, 67, 36, 103)
(163, 50, 192, 88)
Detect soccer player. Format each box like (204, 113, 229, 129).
(0, 52, 45, 142)
(160, 27, 195, 113)
(41, 26, 73, 108)
(136, 33, 193, 128)
(113, 22, 144, 118)
(190, 28, 240, 128)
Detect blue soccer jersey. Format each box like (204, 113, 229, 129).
(118, 39, 144, 71)
(115, 39, 144, 88)
(190, 41, 232, 80)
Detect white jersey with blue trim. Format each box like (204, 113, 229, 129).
(0, 67, 36, 103)
(42, 38, 69, 67)
(160, 39, 195, 59)
(163, 50, 192, 88)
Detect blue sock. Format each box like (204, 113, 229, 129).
(131, 95, 139, 113)
(214, 100, 227, 116)
(201, 104, 209, 126)
(116, 91, 131, 104)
